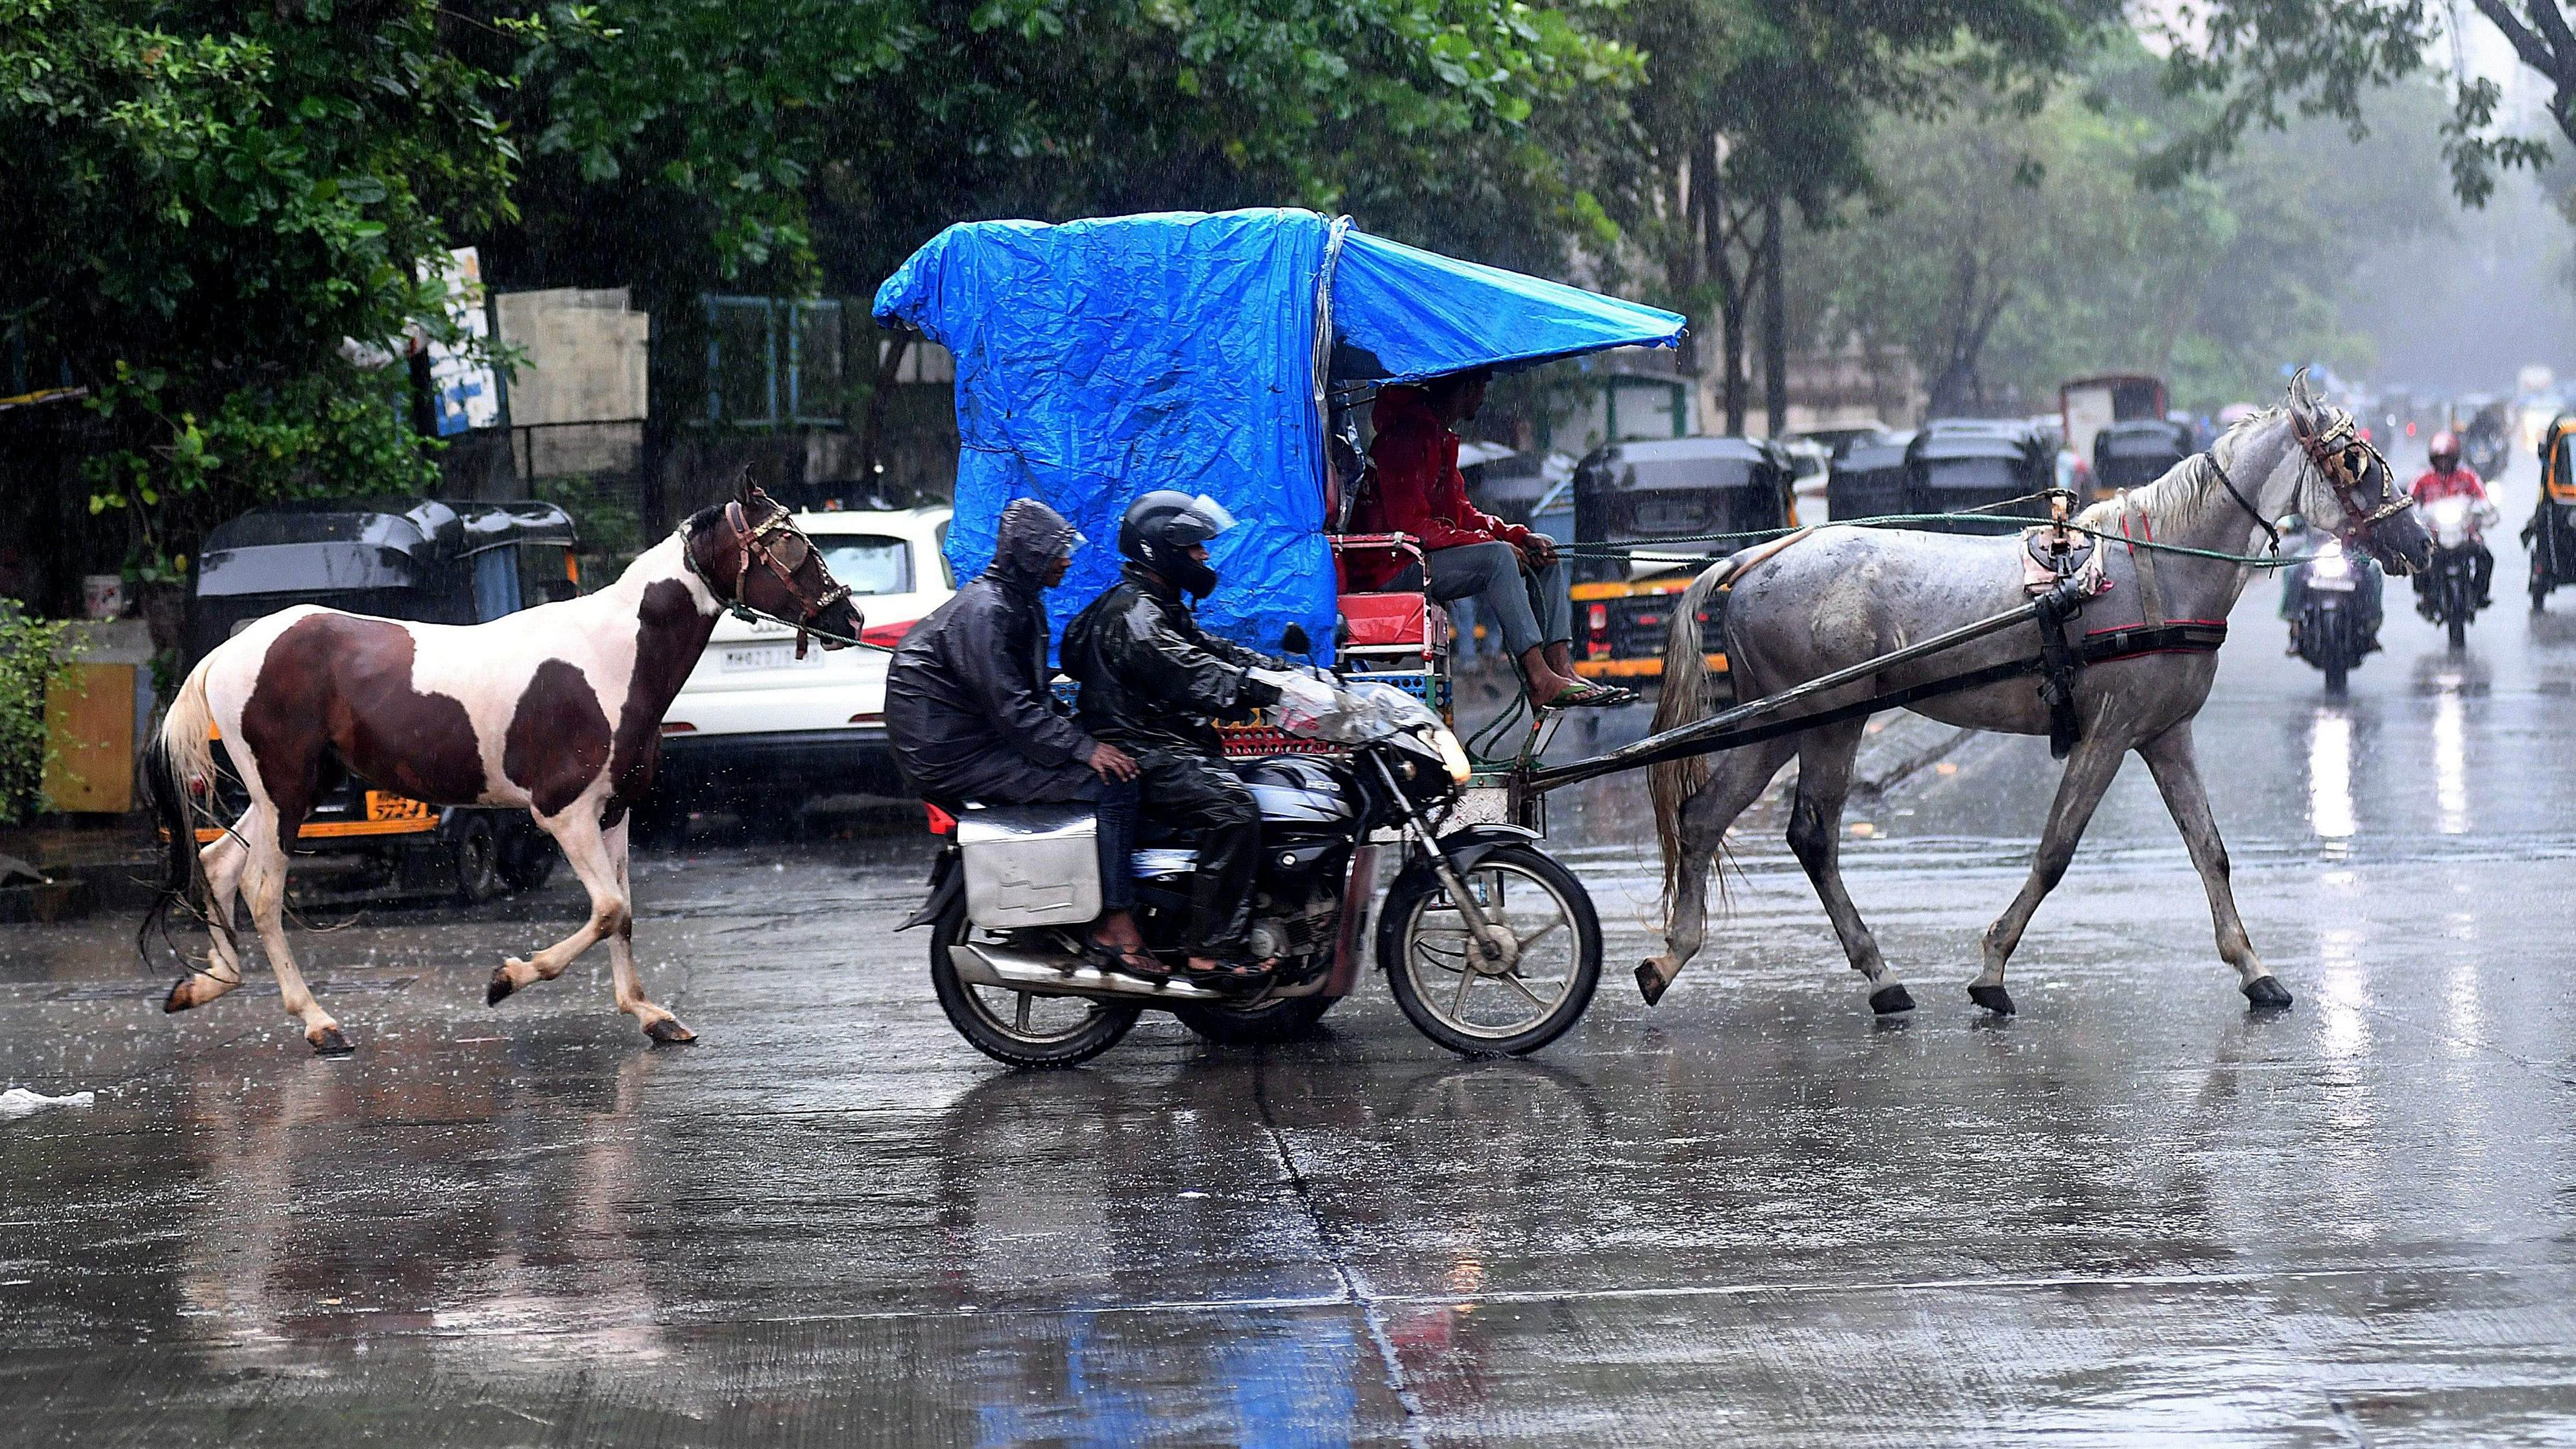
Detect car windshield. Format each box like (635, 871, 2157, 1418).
(815, 536, 913, 595)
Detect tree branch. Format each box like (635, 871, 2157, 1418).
(2464, 0, 2558, 80)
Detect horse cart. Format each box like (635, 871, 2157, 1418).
(875, 212, 2435, 1068)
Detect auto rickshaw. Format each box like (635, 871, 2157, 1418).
(183, 499, 581, 901)
(2091, 417, 2192, 498)
(1827, 430, 1911, 522)
(2525, 414, 2576, 610)
(1911, 419, 2058, 533)
(1565, 436, 1796, 684)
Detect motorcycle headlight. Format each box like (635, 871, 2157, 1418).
(2313, 549, 2349, 580)
(1431, 726, 1472, 784)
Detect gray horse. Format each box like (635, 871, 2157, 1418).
(1641, 375, 2431, 1016)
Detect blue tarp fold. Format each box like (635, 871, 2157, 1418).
(873, 208, 1685, 658)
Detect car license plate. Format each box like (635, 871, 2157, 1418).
(365, 791, 433, 822)
(721, 643, 821, 671)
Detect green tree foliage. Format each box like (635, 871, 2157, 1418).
(2150, 0, 2555, 206)
(1, 0, 519, 573)
(485, 0, 1639, 300)
(1601, 0, 2121, 431)
(0, 613, 73, 823)
(1798, 38, 2451, 414)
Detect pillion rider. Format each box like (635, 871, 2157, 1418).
(1061, 491, 1289, 991)
(884, 499, 1155, 974)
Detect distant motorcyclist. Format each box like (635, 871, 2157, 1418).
(2276, 513, 2382, 653)
(2413, 431, 2496, 608)
(1062, 490, 1288, 988)
(884, 499, 1152, 973)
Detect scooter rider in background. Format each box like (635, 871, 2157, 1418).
(2276, 512, 2383, 652)
(1062, 491, 1290, 991)
(884, 499, 1153, 975)
(2413, 431, 2496, 610)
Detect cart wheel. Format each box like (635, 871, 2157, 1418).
(1174, 996, 1335, 1045)
(451, 818, 502, 904)
(927, 896, 1140, 1068)
(1379, 844, 1600, 1057)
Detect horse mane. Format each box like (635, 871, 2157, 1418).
(2071, 402, 2317, 539)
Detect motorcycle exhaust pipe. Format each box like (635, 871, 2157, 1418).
(948, 942, 1330, 1003)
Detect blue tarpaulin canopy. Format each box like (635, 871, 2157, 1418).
(873, 208, 1684, 656)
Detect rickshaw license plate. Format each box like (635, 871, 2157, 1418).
(365, 791, 433, 822)
(721, 643, 821, 671)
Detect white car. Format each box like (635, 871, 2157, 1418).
(657, 505, 952, 804)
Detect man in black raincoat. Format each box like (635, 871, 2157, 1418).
(1061, 490, 1287, 983)
(885, 499, 1150, 968)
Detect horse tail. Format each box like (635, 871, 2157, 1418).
(138, 653, 221, 968)
(1650, 562, 1733, 919)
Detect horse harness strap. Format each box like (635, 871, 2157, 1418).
(2202, 453, 2280, 556)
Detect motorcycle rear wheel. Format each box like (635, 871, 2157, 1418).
(1173, 995, 1335, 1045)
(1380, 844, 1601, 1057)
(928, 898, 1142, 1068)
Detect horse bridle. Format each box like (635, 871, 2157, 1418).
(685, 492, 858, 658)
(2209, 412, 2412, 560)
(2298, 416, 2413, 549)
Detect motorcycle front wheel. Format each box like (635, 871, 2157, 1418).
(1379, 844, 1602, 1057)
(928, 897, 1142, 1068)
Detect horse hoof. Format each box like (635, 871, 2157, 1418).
(1868, 983, 1916, 1015)
(163, 977, 195, 1014)
(1968, 984, 2016, 1016)
(2242, 976, 2294, 1011)
(1635, 961, 1670, 1007)
(485, 964, 518, 1007)
(309, 1026, 354, 1056)
(644, 1018, 697, 1045)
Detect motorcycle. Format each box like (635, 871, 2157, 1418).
(905, 671, 1605, 1067)
(2415, 494, 2499, 650)
(2289, 537, 2376, 693)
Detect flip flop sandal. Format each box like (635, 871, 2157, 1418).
(1079, 936, 1170, 984)
(1543, 682, 1637, 710)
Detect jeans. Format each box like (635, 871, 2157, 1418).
(1422, 542, 1572, 656)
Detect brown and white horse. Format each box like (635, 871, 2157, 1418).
(146, 481, 862, 1054)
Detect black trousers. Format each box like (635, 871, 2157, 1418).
(1133, 745, 1261, 956)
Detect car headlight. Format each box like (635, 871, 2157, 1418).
(1431, 726, 1472, 784)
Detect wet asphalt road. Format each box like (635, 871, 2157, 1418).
(9, 457, 2576, 1445)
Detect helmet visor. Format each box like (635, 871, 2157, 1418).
(1187, 494, 1239, 535)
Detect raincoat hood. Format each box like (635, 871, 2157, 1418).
(986, 498, 1078, 593)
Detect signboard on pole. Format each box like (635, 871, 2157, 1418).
(425, 247, 501, 437)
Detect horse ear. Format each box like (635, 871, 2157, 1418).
(2285, 368, 2320, 437)
(735, 468, 757, 508)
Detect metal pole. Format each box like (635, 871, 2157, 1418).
(1526, 586, 2065, 791)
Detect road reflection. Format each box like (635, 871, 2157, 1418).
(2308, 706, 2355, 855)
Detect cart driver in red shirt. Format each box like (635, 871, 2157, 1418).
(1353, 368, 1633, 709)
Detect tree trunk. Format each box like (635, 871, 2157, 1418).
(859, 328, 913, 504)
(1761, 198, 1787, 438)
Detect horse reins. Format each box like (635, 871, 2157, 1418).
(684, 492, 865, 657)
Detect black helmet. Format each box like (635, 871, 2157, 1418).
(1118, 489, 1237, 599)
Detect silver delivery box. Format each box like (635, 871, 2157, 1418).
(956, 804, 1102, 928)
